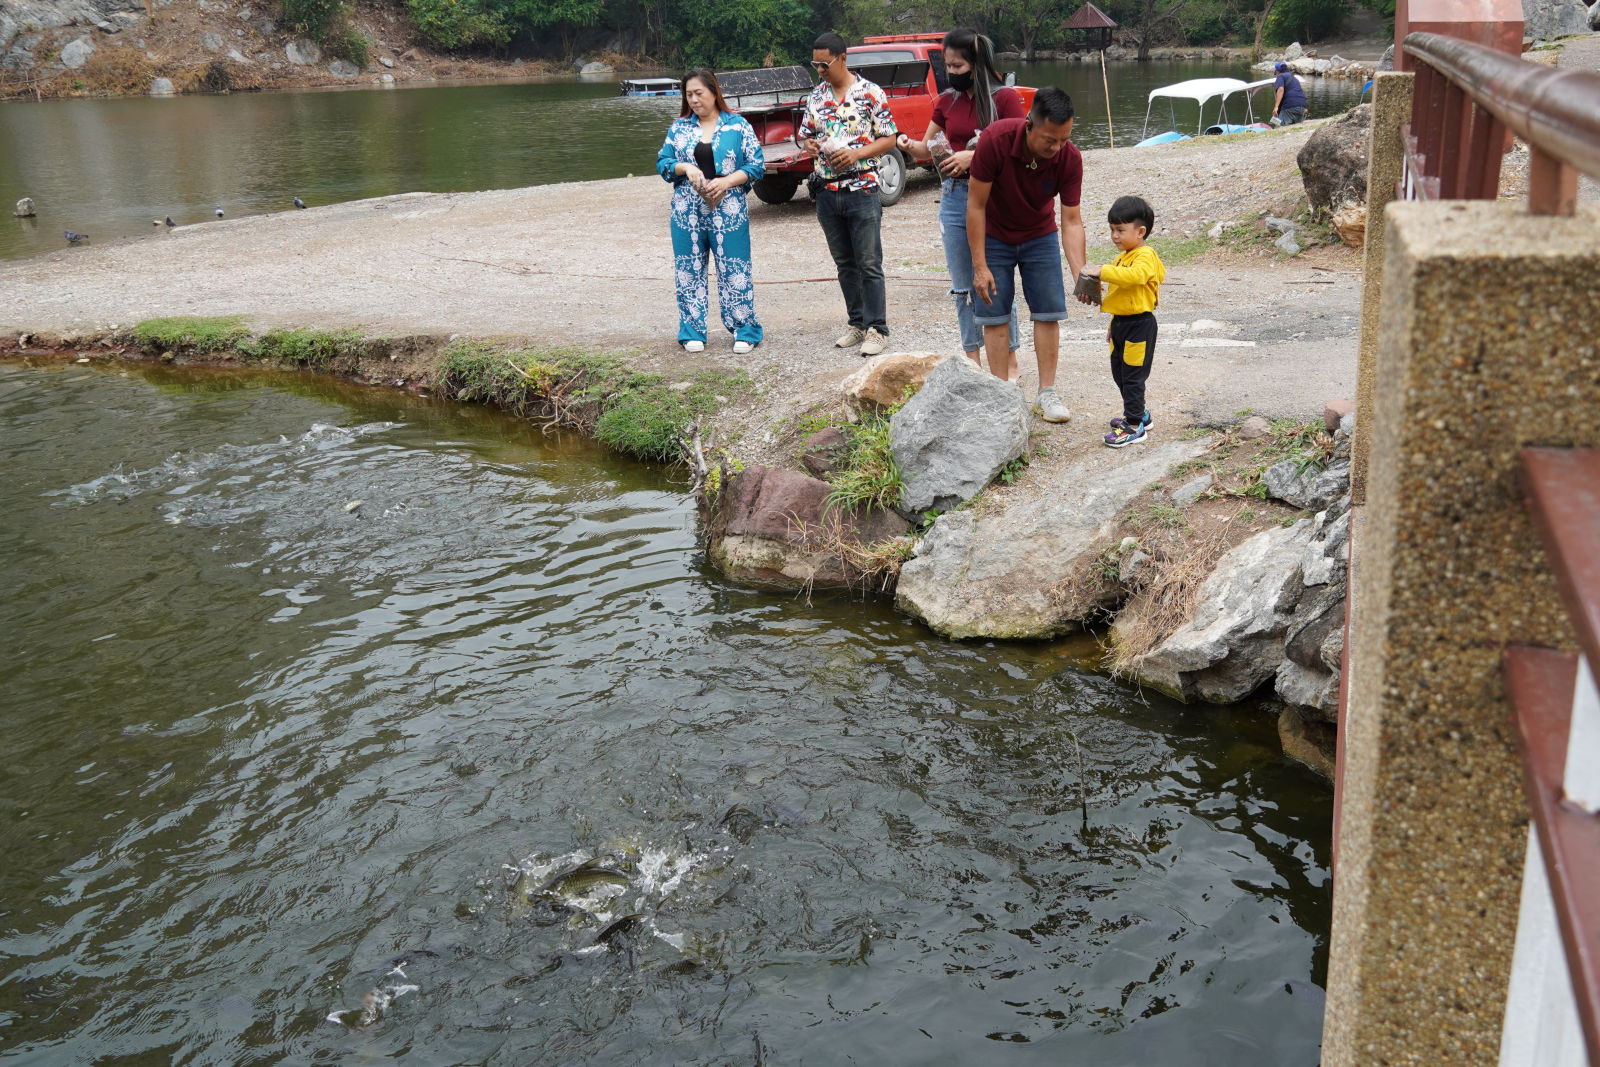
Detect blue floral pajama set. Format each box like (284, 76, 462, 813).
(656, 113, 765, 347)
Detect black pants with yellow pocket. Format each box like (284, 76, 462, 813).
(1109, 311, 1157, 424)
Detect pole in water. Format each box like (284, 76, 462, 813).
(1068, 729, 1089, 831)
(1100, 50, 1114, 149)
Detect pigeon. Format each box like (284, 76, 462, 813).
(293, 197, 307, 209)
(165, 217, 176, 228)
(215, 206, 224, 218)
(63, 230, 88, 244)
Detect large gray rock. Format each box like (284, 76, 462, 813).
(58, 35, 94, 67)
(1277, 659, 1339, 718)
(201, 31, 223, 52)
(285, 38, 321, 65)
(1262, 458, 1350, 511)
(149, 76, 174, 94)
(1591, 0, 1600, 30)
(579, 60, 613, 74)
(328, 58, 358, 77)
(1297, 104, 1372, 218)
(890, 355, 1028, 516)
(1523, 0, 1592, 37)
(1117, 520, 1315, 702)
(704, 466, 909, 590)
(1, 0, 145, 49)
(895, 438, 1208, 639)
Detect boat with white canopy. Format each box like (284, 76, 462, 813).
(1135, 77, 1281, 146)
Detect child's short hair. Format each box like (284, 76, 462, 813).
(1108, 195, 1155, 236)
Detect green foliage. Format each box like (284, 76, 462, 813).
(406, 0, 509, 50)
(436, 342, 749, 463)
(133, 315, 251, 353)
(252, 326, 367, 369)
(1264, 0, 1353, 45)
(281, 0, 346, 38)
(998, 451, 1029, 485)
(825, 414, 904, 517)
(323, 25, 371, 67)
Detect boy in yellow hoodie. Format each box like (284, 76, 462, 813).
(1080, 196, 1166, 448)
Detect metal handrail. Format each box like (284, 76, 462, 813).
(1406, 30, 1600, 183)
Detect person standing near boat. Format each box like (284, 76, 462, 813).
(656, 68, 765, 354)
(799, 32, 899, 357)
(1271, 62, 1308, 126)
(896, 28, 1025, 376)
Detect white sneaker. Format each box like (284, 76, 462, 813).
(683, 340, 705, 353)
(732, 340, 753, 354)
(1034, 387, 1070, 423)
(860, 328, 887, 357)
(835, 326, 866, 348)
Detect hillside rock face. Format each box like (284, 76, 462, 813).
(2, 0, 144, 48)
(1522, 0, 1593, 37)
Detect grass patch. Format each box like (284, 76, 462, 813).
(133, 315, 252, 353)
(1147, 233, 1212, 265)
(437, 341, 751, 463)
(252, 326, 367, 369)
(825, 413, 904, 516)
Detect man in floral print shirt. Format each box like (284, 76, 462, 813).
(799, 32, 898, 357)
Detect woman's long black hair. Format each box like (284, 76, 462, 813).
(942, 28, 1003, 128)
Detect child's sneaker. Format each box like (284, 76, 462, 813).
(1108, 410, 1152, 431)
(1104, 422, 1148, 448)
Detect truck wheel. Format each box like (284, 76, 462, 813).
(876, 148, 908, 207)
(752, 176, 800, 205)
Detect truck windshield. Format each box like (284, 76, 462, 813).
(846, 50, 915, 66)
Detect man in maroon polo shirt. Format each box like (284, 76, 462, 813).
(966, 86, 1086, 423)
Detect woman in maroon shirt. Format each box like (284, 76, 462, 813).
(897, 28, 1025, 377)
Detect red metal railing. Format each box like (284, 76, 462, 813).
(1503, 449, 1600, 1065)
(1400, 31, 1600, 214)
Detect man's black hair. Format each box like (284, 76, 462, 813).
(1029, 86, 1075, 125)
(814, 32, 848, 56)
(1108, 195, 1155, 236)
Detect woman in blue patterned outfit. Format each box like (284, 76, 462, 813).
(655, 69, 765, 354)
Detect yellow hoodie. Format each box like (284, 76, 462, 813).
(1098, 244, 1166, 316)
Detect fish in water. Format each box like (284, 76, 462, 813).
(717, 804, 762, 842)
(63, 230, 88, 244)
(593, 912, 645, 947)
(533, 856, 630, 898)
(293, 197, 307, 209)
(343, 499, 363, 514)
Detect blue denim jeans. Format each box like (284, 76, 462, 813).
(815, 186, 887, 334)
(972, 232, 1068, 326)
(940, 179, 1019, 353)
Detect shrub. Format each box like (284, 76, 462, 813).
(280, 0, 346, 38)
(324, 25, 370, 67)
(406, 0, 509, 51)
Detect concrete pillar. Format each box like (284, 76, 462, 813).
(1324, 200, 1600, 1065)
(1349, 72, 1415, 506)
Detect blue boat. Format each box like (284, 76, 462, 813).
(620, 78, 680, 97)
(1136, 77, 1281, 146)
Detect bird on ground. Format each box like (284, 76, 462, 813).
(64, 230, 88, 244)
(293, 197, 307, 209)
(215, 206, 224, 218)
(165, 217, 176, 228)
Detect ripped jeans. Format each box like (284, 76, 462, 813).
(940, 177, 1019, 354)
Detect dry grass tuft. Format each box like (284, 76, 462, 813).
(787, 515, 914, 597)
(1104, 515, 1241, 675)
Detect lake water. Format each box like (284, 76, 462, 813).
(0, 61, 1364, 261)
(0, 359, 1333, 1063)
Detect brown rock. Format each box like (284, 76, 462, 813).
(841, 351, 943, 414)
(1331, 201, 1366, 249)
(705, 466, 909, 589)
(1323, 397, 1354, 432)
(1279, 705, 1336, 779)
(1238, 414, 1271, 439)
(799, 426, 850, 479)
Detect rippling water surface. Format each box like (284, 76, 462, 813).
(0, 361, 1331, 1064)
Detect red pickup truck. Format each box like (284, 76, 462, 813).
(719, 33, 1037, 208)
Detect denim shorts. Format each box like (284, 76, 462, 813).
(972, 232, 1068, 326)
